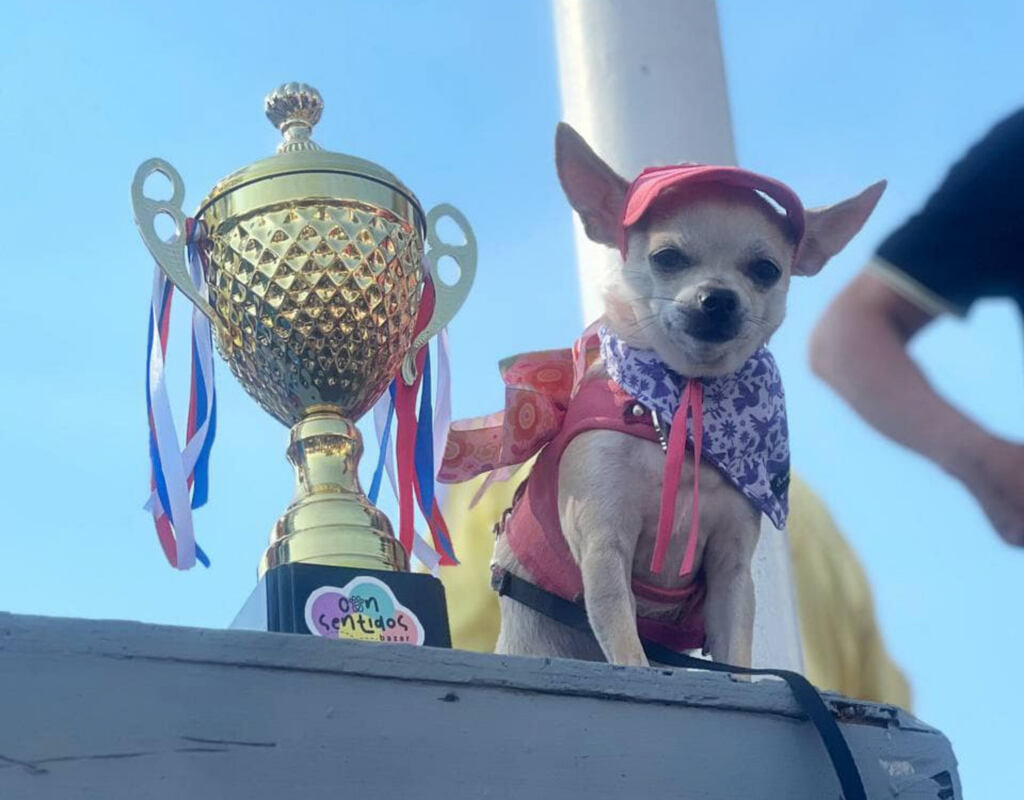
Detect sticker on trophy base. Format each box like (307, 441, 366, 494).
(304, 576, 426, 645)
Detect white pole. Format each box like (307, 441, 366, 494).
(552, 0, 804, 672)
(553, 0, 736, 325)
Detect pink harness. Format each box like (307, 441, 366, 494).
(440, 332, 706, 651)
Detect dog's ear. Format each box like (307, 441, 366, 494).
(556, 123, 629, 248)
(793, 180, 887, 276)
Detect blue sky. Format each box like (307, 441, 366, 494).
(1, 0, 1022, 794)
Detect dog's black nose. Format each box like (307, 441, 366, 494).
(684, 287, 742, 342)
(697, 288, 738, 316)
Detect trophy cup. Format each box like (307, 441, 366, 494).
(132, 82, 476, 645)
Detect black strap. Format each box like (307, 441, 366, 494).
(496, 571, 866, 800)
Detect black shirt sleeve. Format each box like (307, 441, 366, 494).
(875, 108, 1024, 314)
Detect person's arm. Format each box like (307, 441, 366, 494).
(810, 269, 1024, 546)
(810, 271, 983, 471)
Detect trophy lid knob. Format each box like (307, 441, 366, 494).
(200, 81, 424, 229)
(265, 82, 324, 153)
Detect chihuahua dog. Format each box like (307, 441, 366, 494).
(486, 123, 885, 669)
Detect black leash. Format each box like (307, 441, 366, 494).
(496, 570, 866, 800)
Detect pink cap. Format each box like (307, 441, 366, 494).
(618, 164, 806, 257)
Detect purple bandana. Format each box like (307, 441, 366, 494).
(599, 327, 790, 529)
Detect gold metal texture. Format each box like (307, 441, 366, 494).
(260, 409, 408, 575)
(198, 192, 424, 426)
(201, 150, 425, 220)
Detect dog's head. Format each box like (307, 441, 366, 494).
(556, 123, 885, 376)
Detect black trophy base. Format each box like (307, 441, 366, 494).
(230, 562, 451, 648)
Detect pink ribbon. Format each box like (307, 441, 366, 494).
(439, 346, 582, 486)
(650, 380, 703, 577)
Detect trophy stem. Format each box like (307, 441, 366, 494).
(259, 405, 409, 577)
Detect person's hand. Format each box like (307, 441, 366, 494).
(954, 434, 1024, 546)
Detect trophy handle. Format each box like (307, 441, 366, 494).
(401, 203, 477, 385)
(131, 158, 217, 322)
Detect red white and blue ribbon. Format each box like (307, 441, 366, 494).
(368, 277, 458, 572)
(143, 219, 216, 569)
(369, 387, 444, 574)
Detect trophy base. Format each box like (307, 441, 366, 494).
(231, 562, 451, 648)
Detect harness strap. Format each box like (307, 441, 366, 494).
(495, 570, 866, 800)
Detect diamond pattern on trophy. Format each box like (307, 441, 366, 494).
(204, 200, 423, 426)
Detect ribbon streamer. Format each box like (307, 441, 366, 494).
(143, 219, 215, 569)
(368, 384, 397, 506)
(396, 281, 457, 565)
(368, 277, 457, 570)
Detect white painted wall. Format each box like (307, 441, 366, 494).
(552, 0, 804, 671)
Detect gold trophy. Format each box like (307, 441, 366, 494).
(132, 82, 476, 642)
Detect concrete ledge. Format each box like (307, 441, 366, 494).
(0, 612, 959, 799)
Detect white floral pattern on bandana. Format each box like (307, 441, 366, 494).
(599, 328, 789, 529)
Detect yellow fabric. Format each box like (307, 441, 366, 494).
(439, 469, 911, 709)
(787, 476, 911, 708)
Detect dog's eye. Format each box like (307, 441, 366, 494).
(650, 248, 691, 272)
(747, 259, 781, 287)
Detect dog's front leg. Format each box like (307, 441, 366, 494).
(559, 434, 648, 667)
(702, 503, 761, 668)
(576, 542, 646, 666)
